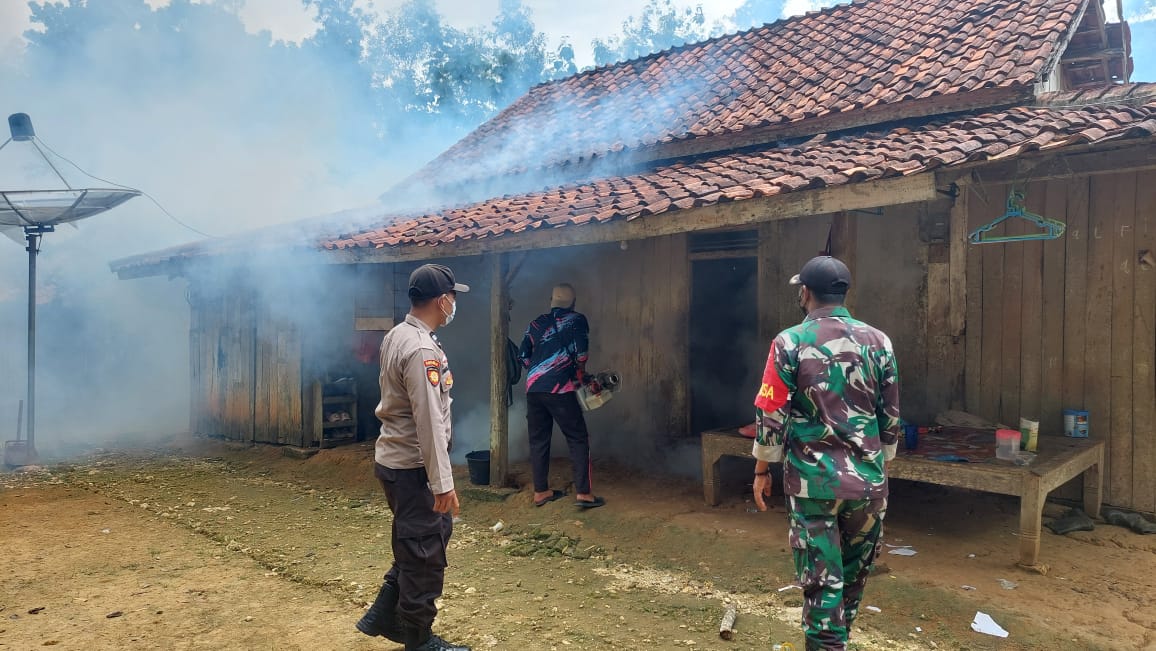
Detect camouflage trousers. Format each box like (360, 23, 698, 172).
(788, 496, 887, 651)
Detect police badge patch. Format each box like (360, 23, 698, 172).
(424, 359, 441, 386)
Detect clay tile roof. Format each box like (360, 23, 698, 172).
(303, 85, 1156, 253)
(111, 86, 1156, 276)
(412, 0, 1086, 190)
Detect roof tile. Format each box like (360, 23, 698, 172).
(410, 0, 1083, 191)
(113, 86, 1156, 273)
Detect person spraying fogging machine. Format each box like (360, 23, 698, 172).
(519, 283, 607, 509)
(750, 256, 901, 651)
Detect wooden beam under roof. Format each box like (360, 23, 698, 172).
(1062, 47, 1127, 63)
(324, 174, 939, 265)
(113, 137, 1156, 279)
(936, 140, 1156, 187)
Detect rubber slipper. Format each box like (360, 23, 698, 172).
(534, 490, 566, 507)
(1104, 508, 1156, 534)
(576, 496, 605, 509)
(1046, 508, 1095, 535)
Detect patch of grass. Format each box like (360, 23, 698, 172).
(459, 487, 513, 503)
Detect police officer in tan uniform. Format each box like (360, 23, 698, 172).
(356, 264, 470, 651)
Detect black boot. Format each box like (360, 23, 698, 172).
(355, 581, 404, 642)
(404, 624, 471, 651)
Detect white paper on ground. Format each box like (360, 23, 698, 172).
(971, 611, 1009, 638)
(888, 547, 918, 556)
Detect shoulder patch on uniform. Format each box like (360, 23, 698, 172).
(427, 367, 440, 386)
(424, 359, 440, 369)
(754, 341, 791, 412)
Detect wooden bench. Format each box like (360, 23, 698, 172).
(701, 428, 1104, 568)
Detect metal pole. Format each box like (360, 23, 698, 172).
(25, 227, 39, 460)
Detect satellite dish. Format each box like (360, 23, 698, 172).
(0, 114, 140, 465)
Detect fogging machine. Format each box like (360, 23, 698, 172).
(576, 371, 621, 412)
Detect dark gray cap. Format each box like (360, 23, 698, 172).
(789, 256, 851, 294)
(409, 264, 469, 300)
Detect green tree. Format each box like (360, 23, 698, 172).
(591, 0, 713, 66)
(359, 0, 557, 141)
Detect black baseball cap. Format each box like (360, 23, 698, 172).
(409, 264, 470, 300)
(789, 256, 851, 295)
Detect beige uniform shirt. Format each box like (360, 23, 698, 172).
(374, 314, 455, 495)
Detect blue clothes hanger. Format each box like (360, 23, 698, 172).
(968, 189, 1066, 244)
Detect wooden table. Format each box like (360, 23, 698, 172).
(700, 428, 1104, 568)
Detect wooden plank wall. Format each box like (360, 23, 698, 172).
(254, 306, 304, 446)
(188, 278, 309, 445)
(963, 172, 1156, 513)
(755, 206, 931, 421)
(851, 204, 933, 422)
(188, 284, 219, 437)
(501, 236, 690, 463)
(221, 288, 256, 442)
(581, 235, 691, 454)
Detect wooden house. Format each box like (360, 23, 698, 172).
(112, 0, 1156, 515)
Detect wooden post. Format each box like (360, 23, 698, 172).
(1083, 443, 1105, 519)
(1017, 472, 1044, 569)
(757, 221, 782, 348)
(948, 181, 970, 409)
(489, 253, 511, 487)
(830, 211, 858, 311)
(949, 181, 969, 338)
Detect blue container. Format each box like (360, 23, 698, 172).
(1063, 410, 1090, 438)
(903, 423, 919, 450)
(465, 450, 490, 485)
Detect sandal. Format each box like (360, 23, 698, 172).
(534, 489, 567, 507)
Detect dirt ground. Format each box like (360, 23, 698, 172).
(1, 434, 1154, 650)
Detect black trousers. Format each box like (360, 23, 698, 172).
(526, 391, 591, 494)
(374, 463, 453, 630)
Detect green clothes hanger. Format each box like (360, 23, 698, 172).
(968, 189, 1066, 244)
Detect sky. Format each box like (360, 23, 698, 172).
(3, 0, 1145, 70)
(2, 0, 749, 68)
(2, 1, 1148, 68)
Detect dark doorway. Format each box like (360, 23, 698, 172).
(689, 257, 762, 435)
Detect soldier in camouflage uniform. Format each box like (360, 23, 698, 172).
(751, 256, 900, 651)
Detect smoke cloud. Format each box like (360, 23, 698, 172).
(0, 0, 887, 465)
(0, 1, 430, 457)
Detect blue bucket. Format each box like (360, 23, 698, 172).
(465, 450, 490, 485)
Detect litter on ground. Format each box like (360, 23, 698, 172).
(971, 611, 1009, 638)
